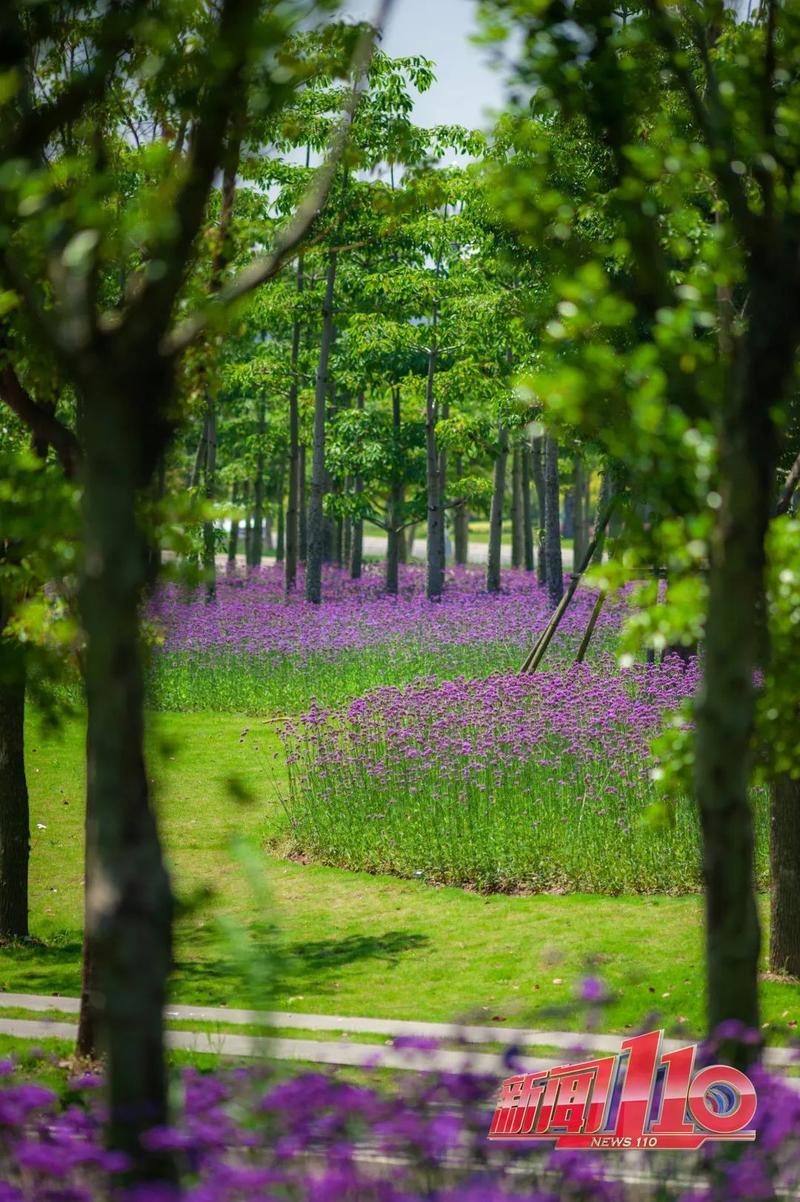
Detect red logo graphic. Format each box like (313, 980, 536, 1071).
(488, 1030, 757, 1150)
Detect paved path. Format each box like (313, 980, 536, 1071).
(208, 541, 574, 571)
(362, 535, 575, 570)
(0, 993, 795, 1073)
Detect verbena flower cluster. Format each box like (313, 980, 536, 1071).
(279, 657, 768, 893)
(150, 566, 620, 660)
(145, 566, 623, 713)
(2, 1043, 799, 1202)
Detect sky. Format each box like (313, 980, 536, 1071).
(341, 0, 509, 133)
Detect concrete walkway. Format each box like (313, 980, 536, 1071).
(1, 993, 796, 1073)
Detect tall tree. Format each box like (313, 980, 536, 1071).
(0, 0, 391, 1174)
(482, 0, 800, 1058)
(486, 423, 508, 593)
(544, 435, 563, 607)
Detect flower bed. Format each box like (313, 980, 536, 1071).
(278, 656, 768, 894)
(1, 1044, 798, 1201)
(144, 565, 623, 715)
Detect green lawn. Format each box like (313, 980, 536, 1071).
(3, 709, 798, 1044)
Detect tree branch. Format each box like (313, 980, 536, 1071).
(122, 0, 264, 346)
(0, 364, 80, 478)
(6, 0, 147, 162)
(643, 0, 760, 248)
(160, 0, 396, 358)
(776, 449, 800, 516)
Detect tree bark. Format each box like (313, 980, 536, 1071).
(306, 254, 337, 604)
(298, 445, 307, 563)
(437, 400, 448, 570)
(425, 312, 443, 600)
(572, 454, 587, 568)
(242, 480, 251, 564)
(544, 435, 563, 607)
(592, 471, 612, 565)
(202, 399, 217, 600)
(78, 377, 174, 1177)
(248, 401, 266, 568)
(770, 774, 800, 978)
(0, 648, 28, 940)
(531, 436, 547, 588)
(522, 441, 534, 572)
(343, 513, 352, 568)
(453, 453, 468, 565)
(227, 483, 239, 564)
(511, 443, 524, 569)
(275, 494, 285, 563)
(350, 396, 364, 580)
(285, 257, 304, 592)
(386, 386, 402, 595)
(486, 427, 508, 594)
(694, 276, 796, 1057)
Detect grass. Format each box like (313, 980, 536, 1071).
(143, 639, 546, 716)
(2, 708, 799, 1047)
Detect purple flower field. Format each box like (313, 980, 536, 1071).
(2, 1045, 799, 1202)
(278, 657, 768, 893)
(150, 565, 620, 659)
(145, 565, 624, 714)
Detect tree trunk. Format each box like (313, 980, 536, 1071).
(343, 512, 352, 569)
(453, 453, 468, 565)
(544, 435, 563, 607)
(350, 505, 363, 579)
(486, 427, 508, 594)
(522, 442, 534, 572)
(592, 471, 612, 565)
(242, 480, 251, 564)
(387, 386, 402, 595)
(144, 453, 165, 591)
(425, 314, 443, 600)
(770, 775, 800, 978)
(227, 483, 239, 564)
(248, 402, 265, 569)
(202, 399, 217, 601)
(511, 443, 524, 569)
(531, 436, 547, 588)
(350, 396, 364, 580)
(306, 254, 337, 604)
(275, 499, 285, 563)
(285, 257, 304, 593)
(438, 400, 448, 570)
(298, 445, 307, 563)
(572, 454, 587, 568)
(0, 652, 28, 940)
(78, 380, 174, 1178)
(334, 517, 343, 567)
(694, 279, 795, 1058)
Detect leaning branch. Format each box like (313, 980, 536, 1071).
(160, 0, 395, 358)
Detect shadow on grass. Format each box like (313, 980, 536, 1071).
(0, 932, 83, 996)
(2, 926, 430, 1009)
(285, 931, 429, 973)
(170, 927, 430, 1006)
